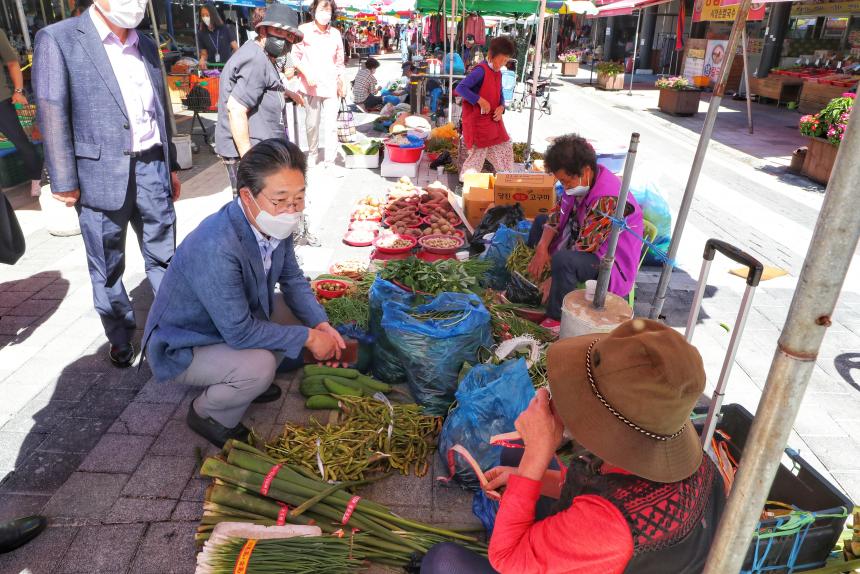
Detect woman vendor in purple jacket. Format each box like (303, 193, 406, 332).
(527, 134, 644, 333)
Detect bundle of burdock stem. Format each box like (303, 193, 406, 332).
(199, 440, 486, 568)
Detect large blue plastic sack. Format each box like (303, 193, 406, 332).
(631, 183, 672, 266)
(369, 277, 415, 383)
(438, 359, 535, 490)
(381, 293, 493, 415)
(481, 224, 528, 290)
(472, 490, 500, 534)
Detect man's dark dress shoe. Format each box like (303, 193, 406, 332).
(186, 404, 250, 448)
(0, 515, 47, 554)
(109, 343, 136, 368)
(252, 383, 282, 404)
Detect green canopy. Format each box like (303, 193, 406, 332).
(414, 0, 538, 15)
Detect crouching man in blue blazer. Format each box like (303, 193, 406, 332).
(143, 139, 344, 446)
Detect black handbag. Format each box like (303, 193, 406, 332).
(0, 191, 25, 265)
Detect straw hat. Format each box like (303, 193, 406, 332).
(547, 319, 705, 483)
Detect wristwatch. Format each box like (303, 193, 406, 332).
(13, 88, 23, 94)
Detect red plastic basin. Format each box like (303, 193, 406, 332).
(386, 143, 424, 164)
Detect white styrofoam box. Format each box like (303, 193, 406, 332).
(380, 152, 423, 179)
(344, 152, 380, 169)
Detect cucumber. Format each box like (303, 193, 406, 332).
(356, 375, 391, 393)
(323, 378, 363, 397)
(299, 379, 328, 397)
(301, 375, 328, 386)
(303, 365, 359, 379)
(306, 395, 341, 410)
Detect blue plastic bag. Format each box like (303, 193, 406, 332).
(438, 359, 535, 490)
(381, 293, 492, 415)
(482, 224, 528, 290)
(472, 490, 500, 534)
(631, 183, 672, 266)
(369, 277, 415, 383)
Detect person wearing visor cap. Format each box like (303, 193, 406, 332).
(215, 3, 303, 199)
(421, 319, 726, 574)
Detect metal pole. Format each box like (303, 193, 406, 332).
(702, 87, 860, 574)
(147, 0, 178, 135)
(627, 9, 642, 96)
(593, 132, 639, 310)
(524, 0, 547, 160)
(520, 19, 534, 84)
(649, 0, 753, 319)
(14, 0, 30, 52)
(447, 0, 457, 123)
(741, 27, 754, 134)
(192, 0, 200, 63)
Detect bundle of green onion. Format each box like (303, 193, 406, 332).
(197, 534, 367, 574)
(199, 440, 487, 567)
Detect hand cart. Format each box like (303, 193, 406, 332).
(684, 238, 764, 450)
(175, 69, 221, 146)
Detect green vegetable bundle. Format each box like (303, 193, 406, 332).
(196, 534, 367, 573)
(379, 257, 491, 295)
(198, 441, 486, 566)
(506, 242, 550, 284)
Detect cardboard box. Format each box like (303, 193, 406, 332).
(493, 173, 556, 219)
(462, 173, 495, 228)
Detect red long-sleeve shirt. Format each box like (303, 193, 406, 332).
(488, 473, 634, 574)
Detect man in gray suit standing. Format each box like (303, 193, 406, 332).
(34, 0, 181, 368)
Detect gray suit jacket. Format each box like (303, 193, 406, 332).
(33, 11, 178, 211)
(143, 200, 329, 382)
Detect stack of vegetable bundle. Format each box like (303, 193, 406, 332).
(299, 365, 392, 409)
(506, 242, 550, 284)
(379, 257, 490, 295)
(199, 441, 486, 566)
(265, 387, 442, 481)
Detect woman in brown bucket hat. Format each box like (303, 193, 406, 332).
(421, 319, 726, 574)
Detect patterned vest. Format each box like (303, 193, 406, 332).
(551, 456, 726, 574)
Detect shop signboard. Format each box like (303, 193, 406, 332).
(693, 0, 766, 22)
(791, 0, 860, 16)
(682, 47, 706, 82)
(703, 39, 728, 83)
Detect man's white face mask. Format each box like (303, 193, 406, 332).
(96, 0, 148, 30)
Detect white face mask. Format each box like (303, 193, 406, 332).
(96, 0, 148, 30)
(248, 194, 302, 240)
(315, 10, 332, 26)
(202, 15, 211, 27)
(563, 173, 591, 197)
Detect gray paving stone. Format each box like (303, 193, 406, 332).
(0, 525, 79, 574)
(105, 497, 177, 524)
(31, 284, 73, 300)
(134, 378, 188, 404)
(58, 523, 146, 574)
(179, 477, 209, 502)
(39, 417, 113, 454)
(34, 372, 102, 402)
(0, 451, 86, 494)
(171, 500, 203, 521)
(0, 430, 47, 470)
(0, 315, 41, 336)
(129, 522, 198, 574)
(0, 290, 34, 308)
(70, 388, 138, 420)
(109, 401, 176, 436)
(801, 436, 860, 472)
(0, 399, 78, 433)
(43, 472, 128, 520)
(79, 434, 154, 474)
(4, 275, 62, 293)
(361, 467, 433, 509)
(149, 419, 216, 458)
(0, 493, 50, 521)
(5, 299, 61, 318)
(121, 455, 198, 499)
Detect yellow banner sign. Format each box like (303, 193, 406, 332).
(791, 0, 860, 16)
(693, 0, 766, 21)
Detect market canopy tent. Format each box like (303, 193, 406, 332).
(415, 0, 538, 15)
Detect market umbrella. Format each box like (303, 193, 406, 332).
(561, 0, 597, 15)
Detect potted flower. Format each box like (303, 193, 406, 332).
(560, 52, 580, 76)
(800, 93, 853, 185)
(596, 61, 625, 91)
(655, 76, 701, 116)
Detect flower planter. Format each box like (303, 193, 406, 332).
(597, 72, 624, 91)
(561, 61, 580, 76)
(657, 89, 701, 116)
(801, 137, 838, 185)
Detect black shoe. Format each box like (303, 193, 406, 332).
(252, 383, 282, 404)
(186, 403, 250, 448)
(0, 515, 47, 554)
(109, 343, 136, 368)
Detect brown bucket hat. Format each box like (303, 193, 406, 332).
(547, 318, 705, 483)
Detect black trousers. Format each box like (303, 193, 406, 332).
(527, 214, 599, 320)
(0, 98, 43, 181)
(77, 150, 176, 347)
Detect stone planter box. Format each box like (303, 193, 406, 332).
(657, 88, 701, 116)
(597, 72, 624, 91)
(801, 137, 838, 185)
(561, 61, 580, 76)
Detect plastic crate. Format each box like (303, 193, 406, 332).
(188, 73, 220, 112)
(710, 404, 852, 573)
(0, 144, 44, 187)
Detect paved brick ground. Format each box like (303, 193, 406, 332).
(1, 54, 858, 573)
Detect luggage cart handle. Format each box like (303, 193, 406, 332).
(703, 239, 764, 287)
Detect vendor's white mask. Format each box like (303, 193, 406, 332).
(96, 0, 148, 30)
(564, 173, 591, 197)
(202, 15, 211, 27)
(248, 194, 302, 240)
(315, 10, 332, 26)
